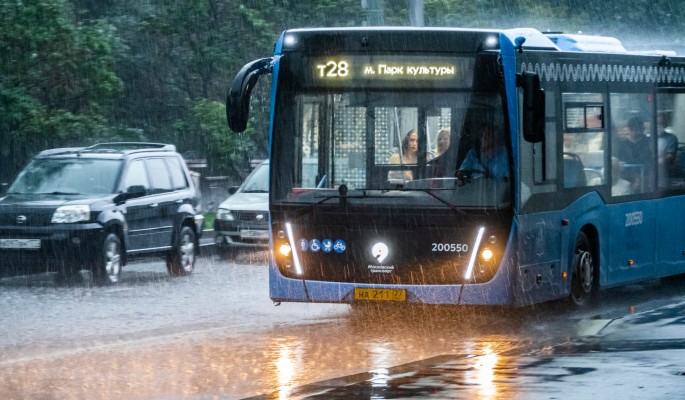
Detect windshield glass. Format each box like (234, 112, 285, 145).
(8, 158, 122, 195)
(241, 162, 269, 193)
(272, 57, 511, 209)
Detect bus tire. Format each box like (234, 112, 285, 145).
(570, 231, 596, 306)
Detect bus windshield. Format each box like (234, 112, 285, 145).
(271, 55, 511, 210)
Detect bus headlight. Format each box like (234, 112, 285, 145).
(278, 243, 292, 257)
(481, 248, 494, 262)
(274, 223, 303, 275)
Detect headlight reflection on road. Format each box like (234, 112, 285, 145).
(471, 345, 499, 399)
(274, 338, 302, 400)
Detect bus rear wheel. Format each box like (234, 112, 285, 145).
(570, 231, 596, 306)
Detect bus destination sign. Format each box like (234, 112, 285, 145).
(305, 55, 474, 89)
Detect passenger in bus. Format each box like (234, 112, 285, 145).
(459, 123, 509, 179)
(611, 157, 632, 196)
(615, 116, 653, 192)
(657, 112, 678, 187)
(388, 129, 419, 181)
(435, 128, 451, 157)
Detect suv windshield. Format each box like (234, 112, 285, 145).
(8, 158, 122, 195)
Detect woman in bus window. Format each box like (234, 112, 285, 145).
(388, 129, 419, 181)
(435, 128, 451, 157)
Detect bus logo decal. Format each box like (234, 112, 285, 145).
(372, 242, 389, 263)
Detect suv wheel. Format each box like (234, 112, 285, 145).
(92, 233, 122, 285)
(167, 226, 196, 276)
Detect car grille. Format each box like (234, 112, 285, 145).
(0, 212, 53, 227)
(233, 211, 267, 222)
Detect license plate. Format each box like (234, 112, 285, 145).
(240, 229, 269, 239)
(354, 288, 406, 302)
(0, 238, 41, 250)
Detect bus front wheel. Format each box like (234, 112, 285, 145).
(570, 231, 596, 306)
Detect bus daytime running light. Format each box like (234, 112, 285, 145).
(285, 222, 303, 275)
(464, 227, 486, 280)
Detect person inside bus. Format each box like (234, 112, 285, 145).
(388, 128, 419, 181)
(458, 123, 509, 179)
(656, 112, 678, 187)
(615, 115, 653, 193)
(435, 128, 451, 157)
(611, 157, 632, 196)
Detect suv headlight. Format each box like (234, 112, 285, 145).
(52, 205, 91, 223)
(216, 208, 234, 221)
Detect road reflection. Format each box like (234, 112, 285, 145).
(274, 337, 303, 399)
(472, 345, 499, 399)
(3, 254, 684, 399)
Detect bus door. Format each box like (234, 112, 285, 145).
(605, 91, 657, 285)
(654, 89, 685, 277)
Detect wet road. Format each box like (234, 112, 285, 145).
(1, 248, 685, 399)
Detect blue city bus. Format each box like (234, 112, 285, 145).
(227, 27, 685, 306)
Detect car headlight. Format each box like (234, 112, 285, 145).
(216, 208, 234, 221)
(52, 205, 91, 223)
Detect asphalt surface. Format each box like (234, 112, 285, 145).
(246, 300, 685, 400)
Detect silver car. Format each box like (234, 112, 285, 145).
(213, 161, 269, 255)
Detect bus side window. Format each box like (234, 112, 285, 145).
(562, 94, 606, 189)
(610, 93, 655, 194)
(657, 92, 685, 191)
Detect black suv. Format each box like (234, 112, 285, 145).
(0, 142, 204, 285)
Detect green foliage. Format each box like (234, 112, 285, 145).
(4, 0, 685, 186)
(0, 0, 121, 181)
(180, 98, 261, 176)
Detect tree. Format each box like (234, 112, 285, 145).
(0, 0, 122, 183)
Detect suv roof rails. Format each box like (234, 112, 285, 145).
(37, 147, 87, 157)
(35, 142, 178, 158)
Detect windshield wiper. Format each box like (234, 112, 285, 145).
(36, 191, 81, 195)
(289, 184, 381, 219)
(397, 187, 465, 215)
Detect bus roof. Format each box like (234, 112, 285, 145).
(545, 33, 627, 53)
(277, 27, 676, 56)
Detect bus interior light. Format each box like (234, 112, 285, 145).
(285, 222, 303, 275)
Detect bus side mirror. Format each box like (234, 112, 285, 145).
(226, 57, 274, 133)
(518, 72, 545, 143)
